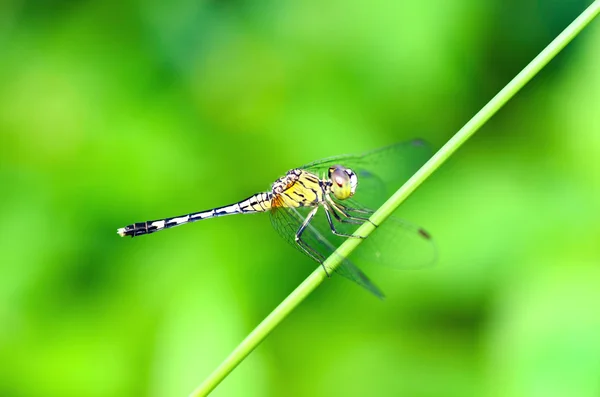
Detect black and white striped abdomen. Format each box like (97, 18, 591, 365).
(117, 192, 273, 237)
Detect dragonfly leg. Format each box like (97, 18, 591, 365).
(327, 204, 364, 225)
(335, 204, 372, 214)
(327, 197, 377, 227)
(323, 203, 366, 239)
(294, 206, 330, 276)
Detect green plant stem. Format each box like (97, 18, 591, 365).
(189, 2, 600, 396)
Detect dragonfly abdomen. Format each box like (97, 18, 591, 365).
(117, 192, 273, 237)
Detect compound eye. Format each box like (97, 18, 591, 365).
(331, 167, 349, 186)
(329, 166, 355, 200)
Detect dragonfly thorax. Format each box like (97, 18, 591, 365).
(271, 169, 328, 208)
(271, 169, 302, 195)
(269, 165, 358, 209)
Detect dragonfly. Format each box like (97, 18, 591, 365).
(117, 139, 436, 298)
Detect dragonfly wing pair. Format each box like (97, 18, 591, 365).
(270, 139, 437, 298)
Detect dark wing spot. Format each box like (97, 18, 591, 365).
(418, 228, 432, 240)
(411, 138, 426, 147)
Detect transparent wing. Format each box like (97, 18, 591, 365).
(338, 197, 437, 270)
(270, 205, 385, 299)
(302, 139, 433, 209)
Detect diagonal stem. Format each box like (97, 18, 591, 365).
(189, 2, 600, 396)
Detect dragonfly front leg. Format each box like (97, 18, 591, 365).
(294, 206, 331, 276)
(323, 203, 367, 239)
(326, 196, 377, 227)
(327, 205, 364, 225)
(331, 207, 366, 225)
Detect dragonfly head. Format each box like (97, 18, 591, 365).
(328, 166, 358, 200)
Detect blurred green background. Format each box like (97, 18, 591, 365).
(1, 0, 599, 396)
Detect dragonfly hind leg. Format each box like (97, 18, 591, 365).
(294, 206, 331, 277)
